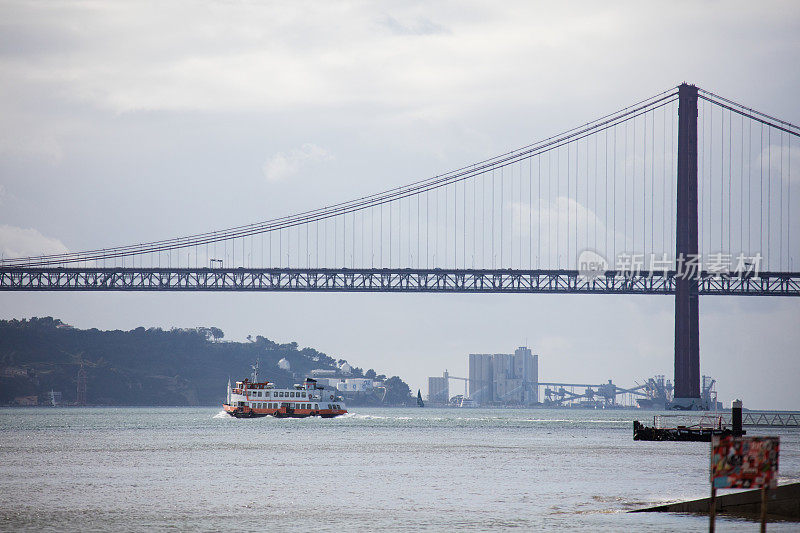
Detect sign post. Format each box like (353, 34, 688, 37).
(709, 435, 779, 532)
(709, 484, 716, 532)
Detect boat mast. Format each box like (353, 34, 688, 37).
(251, 359, 260, 383)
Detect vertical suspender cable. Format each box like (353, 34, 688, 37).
(472, 165, 478, 269)
(671, 100, 675, 257)
(709, 103, 713, 259)
(501, 166, 504, 267)
(725, 111, 733, 253)
(482, 171, 486, 269)
(643, 112, 646, 258)
(548, 151, 552, 268)
(557, 147, 560, 266)
(696, 100, 707, 253)
(417, 191, 420, 269)
(567, 143, 570, 266)
(740, 114, 745, 258)
(780, 131, 783, 269)
(721, 107, 725, 255)
(520, 161, 523, 267)
(594, 130, 597, 251)
(651, 109, 654, 257)
(613, 124, 617, 265)
(663, 104, 666, 254)
(778, 132, 783, 269)
(492, 168, 496, 268)
(605, 128, 608, 259)
(748, 118, 751, 254)
(634, 114, 637, 255)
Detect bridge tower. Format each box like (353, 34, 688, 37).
(673, 83, 700, 407)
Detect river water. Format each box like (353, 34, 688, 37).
(1, 407, 798, 531)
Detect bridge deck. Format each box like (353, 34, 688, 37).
(2, 268, 799, 295)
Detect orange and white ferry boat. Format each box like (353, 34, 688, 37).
(223, 363, 346, 418)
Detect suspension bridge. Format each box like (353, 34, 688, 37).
(2, 83, 798, 407)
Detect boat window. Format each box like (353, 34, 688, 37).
(314, 404, 318, 409)
(301, 392, 306, 398)
(291, 392, 295, 398)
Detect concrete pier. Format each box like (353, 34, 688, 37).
(632, 483, 800, 520)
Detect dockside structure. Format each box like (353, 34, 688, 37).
(469, 347, 538, 406)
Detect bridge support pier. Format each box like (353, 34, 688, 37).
(673, 83, 701, 407)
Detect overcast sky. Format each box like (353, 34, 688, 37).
(1, 1, 799, 409)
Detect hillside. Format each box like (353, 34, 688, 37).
(0, 317, 412, 406)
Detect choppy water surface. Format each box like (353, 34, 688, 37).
(1, 407, 798, 532)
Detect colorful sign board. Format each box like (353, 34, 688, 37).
(710, 436, 779, 489)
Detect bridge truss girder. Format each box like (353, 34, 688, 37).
(1, 267, 799, 296)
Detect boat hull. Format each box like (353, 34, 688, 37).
(223, 403, 346, 419)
